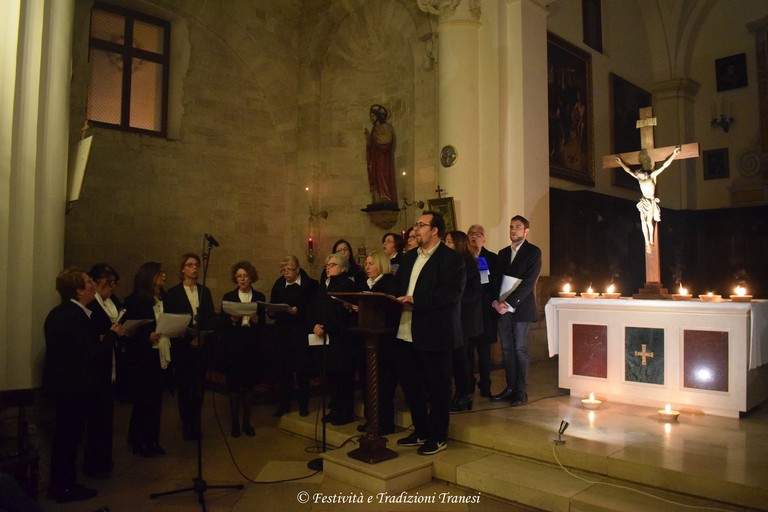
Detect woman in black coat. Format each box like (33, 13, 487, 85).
(445, 231, 483, 412)
(83, 263, 123, 476)
(123, 262, 168, 457)
(219, 261, 265, 437)
(270, 256, 319, 417)
(310, 253, 358, 426)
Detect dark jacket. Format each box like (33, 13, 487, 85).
(397, 242, 466, 351)
(460, 257, 484, 340)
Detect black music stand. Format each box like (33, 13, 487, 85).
(329, 292, 402, 464)
(150, 235, 243, 511)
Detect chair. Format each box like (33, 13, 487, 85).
(0, 388, 40, 500)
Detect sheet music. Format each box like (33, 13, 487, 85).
(308, 333, 329, 346)
(499, 275, 522, 303)
(156, 313, 192, 338)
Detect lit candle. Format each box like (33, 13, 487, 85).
(581, 285, 598, 299)
(559, 282, 576, 298)
(672, 284, 692, 301)
(307, 236, 314, 263)
(581, 392, 602, 409)
(699, 291, 722, 302)
(602, 283, 620, 299)
(731, 285, 752, 302)
(657, 403, 680, 421)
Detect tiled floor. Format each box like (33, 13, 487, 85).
(30, 357, 768, 511)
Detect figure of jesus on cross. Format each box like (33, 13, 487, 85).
(602, 106, 699, 299)
(615, 145, 681, 253)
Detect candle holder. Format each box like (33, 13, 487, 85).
(600, 292, 620, 299)
(671, 293, 692, 301)
(581, 394, 602, 409)
(730, 294, 753, 303)
(699, 294, 722, 303)
(657, 408, 680, 422)
(580, 292, 599, 299)
(558, 291, 577, 298)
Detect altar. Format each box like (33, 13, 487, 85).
(545, 298, 768, 417)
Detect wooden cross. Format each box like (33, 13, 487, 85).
(434, 185, 445, 198)
(634, 343, 654, 366)
(602, 107, 700, 299)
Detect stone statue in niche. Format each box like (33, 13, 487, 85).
(614, 145, 681, 253)
(363, 104, 398, 211)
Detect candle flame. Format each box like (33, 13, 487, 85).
(587, 286, 593, 294)
(665, 404, 672, 414)
(679, 284, 687, 295)
(589, 392, 595, 401)
(563, 283, 571, 293)
(707, 292, 713, 297)
(607, 284, 615, 294)
(735, 285, 746, 296)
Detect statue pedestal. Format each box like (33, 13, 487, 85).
(361, 202, 399, 229)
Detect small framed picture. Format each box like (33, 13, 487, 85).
(427, 197, 457, 233)
(703, 148, 729, 180)
(715, 53, 748, 92)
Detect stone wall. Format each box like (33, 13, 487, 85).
(65, 0, 436, 301)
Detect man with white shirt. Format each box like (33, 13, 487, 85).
(490, 215, 541, 406)
(394, 211, 465, 455)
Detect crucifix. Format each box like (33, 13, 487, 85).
(634, 343, 654, 366)
(602, 107, 700, 299)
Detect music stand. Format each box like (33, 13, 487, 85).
(150, 235, 243, 511)
(329, 292, 401, 464)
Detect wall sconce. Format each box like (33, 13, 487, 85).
(401, 193, 424, 211)
(711, 101, 734, 133)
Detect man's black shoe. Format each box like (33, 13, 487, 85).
(396, 432, 426, 447)
(510, 393, 529, 407)
(490, 388, 515, 402)
(47, 483, 98, 503)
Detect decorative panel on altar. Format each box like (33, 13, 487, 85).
(545, 298, 768, 417)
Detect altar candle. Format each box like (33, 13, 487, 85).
(563, 283, 570, 293)
(735, 286, 746, 296)
(657, 403, 680, 421)
(607, 284, 615, 294)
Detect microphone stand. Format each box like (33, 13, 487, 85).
(307, 277, 330, 472)
(150, 235, 243, 511)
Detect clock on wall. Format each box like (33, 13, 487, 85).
(440, 145, 457, 167)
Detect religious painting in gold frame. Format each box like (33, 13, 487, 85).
(427, 197, 457, 233)
(547, 33, 595, 185)
(610, 73, 652, 190)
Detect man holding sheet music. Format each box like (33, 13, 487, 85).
(490, 215, 541, 406)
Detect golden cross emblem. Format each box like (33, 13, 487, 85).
(634, 344, 654, 366)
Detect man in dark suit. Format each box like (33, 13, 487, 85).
(467, 224, 499, 397)
(490, 215, 541, 406)
(163, 253, 216, 440)
(44, 268, 122, 502)
(394, 211, 465, 455)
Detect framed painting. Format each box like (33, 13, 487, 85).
(715, 53, 748, 92)
(427, 197, 457, 233)
(548, 33, 594, 185)
(703, 148, 729, 180)
(582, 0, 603, 53)
(610, 73, 652, 189)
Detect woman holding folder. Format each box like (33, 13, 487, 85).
(123, 262, 168, 457)
(219, 261, 265, 437)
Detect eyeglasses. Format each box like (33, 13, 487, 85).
(413, 222, 432, 229)
(325, 262, 339, 268)
(235, 273, 250, 279)
(407, 235, 417, 240)
(468, 231, 485, 238)
(184, 262, 200, 268)
(335, 246, 350, 253)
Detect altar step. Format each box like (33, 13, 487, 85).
(279, 394, 768, 511)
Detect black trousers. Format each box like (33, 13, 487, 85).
(394, 339, 452, 443)
(83, 384, 113, 473)
(171, 343, 207, 435)
(50, 392, 91, 487)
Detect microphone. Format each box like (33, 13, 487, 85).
(204, 233, 219, 247)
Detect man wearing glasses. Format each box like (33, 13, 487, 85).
(394, 211, 465, 455)
(490, 215, 541, 407)
(466, 225, 499, 398)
